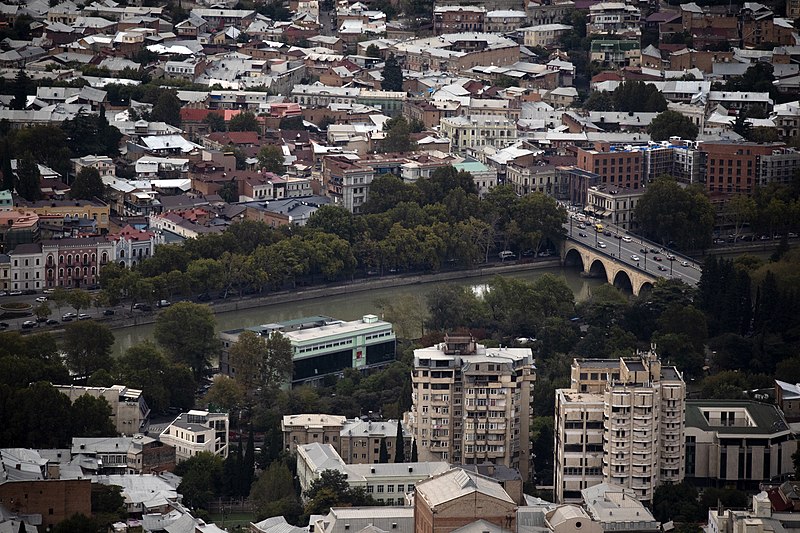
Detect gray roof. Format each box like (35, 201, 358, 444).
(252, 516, 309, 533)
(415, 468, 515, 509)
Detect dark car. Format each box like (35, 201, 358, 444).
(0, 322, 8, 329)
(578, 231, 588, 237)
(197, 293, 212, 302)
(21, 320, 36, 329)
(21, 289, 36, 295)
(103, 309, 115, 316)
(46, 319, 59, 325)
(603, 230, 612, 236)
(650, 248, 659, 254)
(36, 316, 48, 323)
(133, 303, 152, 312)
(657, 265, 668, 272)
(640, 248, 648, 254)
(653, 256, 662, 261)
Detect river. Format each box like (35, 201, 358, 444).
(110, 266, 604, 357)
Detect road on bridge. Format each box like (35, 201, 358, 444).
(563, 218, 702, 286)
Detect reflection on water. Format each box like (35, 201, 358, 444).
(111, 266, 604, 357)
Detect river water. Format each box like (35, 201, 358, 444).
(110, 266, 604, 357)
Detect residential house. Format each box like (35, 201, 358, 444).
(159, 410, 230, 463)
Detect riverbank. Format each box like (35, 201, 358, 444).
(106, 258, 563, 332)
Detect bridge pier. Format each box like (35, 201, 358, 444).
(560, 241, 659, 296)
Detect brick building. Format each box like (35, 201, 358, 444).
(433, 6, 486, 34)
(701, 141, 785, 194)
(576, 144, 643, 190)
(0, 479, 91, 529)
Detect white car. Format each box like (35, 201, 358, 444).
(631, 254, 641, 261)
(35, 296, 48, 303)
(597, 241, 607, 248)
(681, 261, 689, 267)
(622, 236, 632, 242)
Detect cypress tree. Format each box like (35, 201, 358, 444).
(393, 420, 405, 463)
(379, 437, 389, 463)
(410, 440, 418, 462)
(243, 429, 255, 493)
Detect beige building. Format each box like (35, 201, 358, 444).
(521, 24, 573, 48)
(409, 334, 536, 479)
(685, 399, 797, 490)
(554, 349, 685, 503)
(440, 115, 518, 155)
(282, 414, 347, 453)
(585, 184, 643, 231)
(159, 410, 229, 463)
(55, 384, 150, 435)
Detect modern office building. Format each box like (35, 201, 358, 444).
(554, 349, 685, 503)
(220, 314, 396, 385)
(684, 399, 797, 490)
(408, 334, 536, 479)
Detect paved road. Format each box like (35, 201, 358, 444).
(564, 217, 702, 286)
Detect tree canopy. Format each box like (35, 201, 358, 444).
(634, 177, 713, 250)
(648, 110, 699, 141)
(70, 166, 105, 200)
(154, 302, 220, 380)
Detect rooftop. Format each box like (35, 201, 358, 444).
(685, 400, 790, 435)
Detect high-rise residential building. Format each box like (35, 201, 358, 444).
(409, 334, 536, 479)
(554, 349, 685, 503)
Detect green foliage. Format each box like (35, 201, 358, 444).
(206, 374, 245, 411)
(724, 62, 778, 100)
(206, 112, 226, 132)
(257, 145, 285, 174)
(71, 394, 117, 437)
(218, 181, 238, 203)
(62, 321, 115, 379)
(53, 513, 100, 533)
(652, 482, 701, 523)
(11, 70, 33, 110)
(228, 111, 260, 132)
(366, 44, 381, 58)
(154, 302, 220, 380)
(251, 461, 301, 521)
(648, 110, 699, 141)
(15, 151, 41, 201)
(379, 437, 389, 463)
(583, 91, 614, 111)
(304, 470, 377, 516)
(379, 115, 415, 153)
(612, 80, 668, 112)
(149, 89, 182, 126)
(70, 167, 105, 200)
(175, 452, 224, 510)
(61, 111, 122, 158)
(635, 177, 714, 250)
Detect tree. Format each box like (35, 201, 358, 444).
(67, 289, 92, 314)
(379, 437, 389, 463)
(727, 194, 756, 241)
(228, 329, 293, 391)
(11, 69, 33, 110)
(205, 374, 245, 411)
(154, 302, 220, 380)
(218, 180, 238, 203)
(71, 167, 105, 200)
(61, 111, 122, 158)
(304, 469, 376, 516)
(379, 116, 415, 153)
(583, 91, 614, 111)
(34, 302, 51, 321)
(612, 81, 667, 112)
(251, 462, 301, 522)
(652, 482, 701, 523)
(394, 420, 406, 463)
(381, 53, 403, 92)
(366, 43, 381, 58)
(648, 110, 699, 141)
(175, 452, 223, 510)
(71, 394, 117, 437)
(62, 322, 115, 379)
(150, 90, 181, 126)
(205, 112, 226, 132)
(635, 177, 713, 250)
(411, 440, 418, 462)
(228, 111, 260, 132)
(53, 514, 100, 533)
(257, 145, 285, 174)
(15, 151, 41, 201)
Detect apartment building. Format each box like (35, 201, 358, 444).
(484, 10, 528, 32)
(440, 115, 518, 155)
(282, 414, 348, 453)
(338, 418, 411, 464)
(521, 24, 574, 48)
(409, 334, 536, 479)
(590, 40, 641, 68)
(54, 384, 150, 435)
(159, 410, 230, 463)
(587, 2, 641, 35)
(701, 141, 786, 194)
(685, 400, 797, 490)
(433, 6, 485, 34)
(554, 349, 685, 503)
(576, 144, 643, 190)
(585, 184, 643, 231)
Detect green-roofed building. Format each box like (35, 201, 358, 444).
(685, 399, 797, 490)
(452, 159, 497, 197)
(590, 39, 641, 68)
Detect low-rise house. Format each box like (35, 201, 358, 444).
(521, 24, 573, 48)
(159, 410, 230, 463)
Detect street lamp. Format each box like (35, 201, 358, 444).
(569, 216, 573, 237)
(595, 226, 599, 246)
(643, 253, 647, 270)
(669, 257, 674, 276)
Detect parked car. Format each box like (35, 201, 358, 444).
(0, 322, 8, 329)
(78, 313, 91, 320)
(0, 291, 7, 297)
(42, 289, 55, 295)
(35, 296, 48, 303)
(46, 319, 59, 325)
(103, 309, 115, 316)
(197, 293, 212, 302)
(498, 250, 515, 260)
(21, 320, 36, 329)
(8, 290, 22, 296)
(157, 300, 171, 308)
(62, 312, 76, 321)
(21, 289, 36, 295)
(133, 303, 152, 312)
(36, 316, 47, 323)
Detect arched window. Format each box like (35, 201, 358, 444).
(120, 250, 125, 258)
(101, 252, 108, 263)
(91, 253, 96, 262)
(83, 253, 88, 265)
(59, 255, 64, 264)
(67, 255, 72, 265)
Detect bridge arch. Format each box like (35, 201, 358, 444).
(612, 270, 633, 294)
(588, 259, 609, 281)
(563, 248, 584, 270)
(639, 281, 654, 296)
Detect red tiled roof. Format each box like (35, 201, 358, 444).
(592, 71, 623, 83)
(181, 108, 212, 121)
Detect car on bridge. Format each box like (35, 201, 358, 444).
(578, 232, 587, 237)
(622, 236, 632, 242)
(631, 254, 641, 261)
(597, 241, 607, 248)
(658, 265, 668, 271)
(653, 256, 662, 261)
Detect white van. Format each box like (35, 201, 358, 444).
(499, 251, 515, 260)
